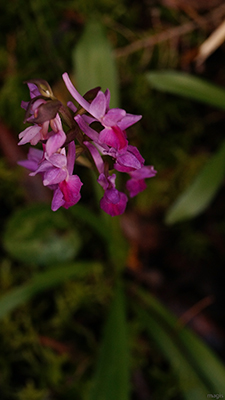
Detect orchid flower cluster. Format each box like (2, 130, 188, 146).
(18, 73, 156, 216)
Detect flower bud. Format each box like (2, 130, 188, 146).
(24, 79, 54, 98)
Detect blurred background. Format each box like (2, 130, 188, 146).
(1, 1, 225, 399)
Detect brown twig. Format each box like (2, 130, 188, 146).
(177, 295, 214, 328)
(114, 4, 225, 58)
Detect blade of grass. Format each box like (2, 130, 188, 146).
(165, 140, 225, 224)
(146, 71, 225, 110)
(0, 261, 102, 320)
(73, 19, 119, 108)
(89, 283, 130, 400)
(133, 287, 225, 399)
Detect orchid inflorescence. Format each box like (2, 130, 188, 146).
(18, 73, 156, 216)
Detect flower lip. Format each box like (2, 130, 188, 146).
(100, 189, 128, 216)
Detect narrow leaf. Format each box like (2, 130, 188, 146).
(89, 283, 130, 400)
(0, 262, 102, 320)
(73, 20, 119, 108)
(165, 140, 225, 224)
(146, 71, 225, 110)
(134, 288, 225, 399)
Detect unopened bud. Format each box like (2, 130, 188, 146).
(24, 79, 54, 98)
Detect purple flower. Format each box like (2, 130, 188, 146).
(63, 72, 141, 126)
(98, 125, 128, 152)
(19, 142, 82, 211)
(26, 82, 41, 99)
(18, 72, 157, 217)
(50, 142, 83, 211)
(18, 147, 44, 172)
(98, 173, 128, 217)
(62, 73, 141, 152)
(84, 141, 128, 216)
(51, 174, 83, 211)
(113, 145, 157, 197)
(20, 79, 62, 149)
(19, 112, 66, 157)
(126, 165, 157, 197)
(20, 83, 41, 111)
(18, 124, 44, 146)
(45, 115, 66, 157)
(114, 145, 145, 172)
(19, 98, 50, 146)
(100, 188, 128, 217)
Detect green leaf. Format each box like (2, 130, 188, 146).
(134, 288, 225, 400)
(73, 19, 119, 108)
(165, 140, 225, 224)
(3, 204, 81, 265)
(146, 71, 225, 110)
(89, 283, 130, 400)
(0, 261, 102, 320)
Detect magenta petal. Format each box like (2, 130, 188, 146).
(117, 113, 142, 131)
(43, 168, 67, 186)
(89, 91, 106, 119)
(84, 141, 104, 174)
(30, 159, 52, 176)
(67, 141, 76, 175)
(82, 114, 96, 124)
(18, 159, 37, 171)
(104, 188, 120, 204)
(104, 89, 111, 110)
(75, 115, 99, 142)
(21, 100, 29, 110)
(114, 151, 143, 172)
(18, 149, 43, 171)
(98, 173, 117, 191)
(18, 125, 41, 146)
(100, 190, 128, 216)
(59, 175, 83, 208)
(126, 178, 147, 197)
(29, 147, 44, 161)
(103, 108, 126, 127)
(27, 83, 41, 98)
(19, 147, 43, 170)
(67, 101, 77, 113)
(107, 174, 116, 188)
(97, 173, 109, 190)
(51, 187, 65, 211)
(130, 165, 157, 180)
(46, 130, 66, 157)
(99, 126, 128, 151)
(48, 153, 67, 169)
(127, 145, 145, 164)
(51, 113, 63, 132)
(62, 73, 91, 112)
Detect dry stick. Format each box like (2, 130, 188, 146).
(114, 4, 225, 58)
(177, 295, 214, 329)
(196, 19, 225, 65)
